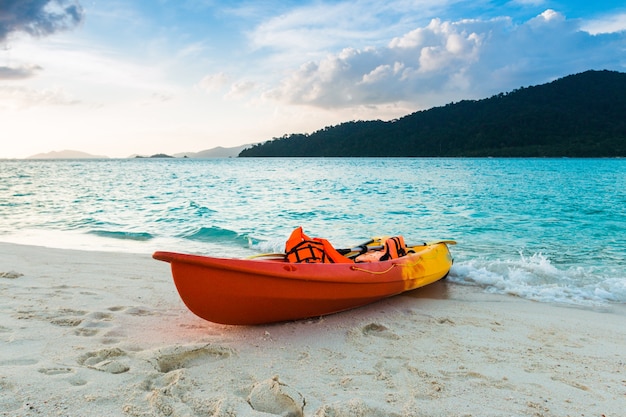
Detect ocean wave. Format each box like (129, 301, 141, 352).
(448, 252, 626, 305)
(188, 201, 216, 217)
(70, 218, 121, 230)
(178, 226, 249, 245)
(250, 237, 288, 255)
(87, 230, 154, 241)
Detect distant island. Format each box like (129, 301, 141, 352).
(239, 70, 626, 157)
(174, 145, 251, 158)
(26, 145, 251, 160)
(134, 153, 174, 158)
(27, 150, 109, 159)
(133, 145, 252, 159)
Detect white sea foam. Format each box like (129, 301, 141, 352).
(448, 252, 626, 305)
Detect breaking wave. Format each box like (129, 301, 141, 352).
(449, 252, 626, 305)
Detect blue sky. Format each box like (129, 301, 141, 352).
(1, 0, 625, 158)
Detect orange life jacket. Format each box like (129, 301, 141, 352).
(285, 227, 353, 264)
(355, 236, 407, 263)
(379, 236, 407, 261)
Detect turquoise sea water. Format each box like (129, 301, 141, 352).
(1, 158, 624, 306)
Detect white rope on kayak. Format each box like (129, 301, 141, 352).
(350, 259, 422, 274)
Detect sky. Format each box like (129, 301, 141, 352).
(1, 0, 625, 158)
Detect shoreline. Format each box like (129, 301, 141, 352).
(1, 242, 624, 416)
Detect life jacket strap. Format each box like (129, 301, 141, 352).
(379, 236, 407, 261)
(286, 239, 328, 263)
(284, 227, 353, 264)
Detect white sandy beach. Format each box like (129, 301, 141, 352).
(1, 241, 624, 416)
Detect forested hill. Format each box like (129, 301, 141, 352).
(239, 70, 626, 157)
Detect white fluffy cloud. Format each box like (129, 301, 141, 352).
(198, 72, 231, 92)
(0, 85, 79, 109)
(225, 80, 257, 99)
(582, 13, 626, 34)
(263, 9, 626, 109)
(0, 64, 42, 80)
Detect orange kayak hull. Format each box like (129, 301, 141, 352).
(153, 243, 453, 325)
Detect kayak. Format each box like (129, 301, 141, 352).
(153, 239, 454, 325)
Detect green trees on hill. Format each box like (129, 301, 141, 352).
(239, 70, 626, 157)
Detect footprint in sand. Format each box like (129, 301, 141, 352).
(361, 322, 400, 340)
(51, 317, 83, 327)
(0, 271, 23, 279)
(18, 307, 89, 328)
(38, 367, 74, 376)
(73, 311, 115, 337)
(150, 344, 235, 373)
(77, 347, 130, 374)
(314, 398, 386, 416)
(247, 376, 305, 417)
(107, 305, 158, 316)
(435, 317, 455, 325)
(37, 367, 87, 386)
(74, 328, 100, 337)
(129, 367, 240, 417)
(124, 306, 157, 316)
(12, 307, 82, 322)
